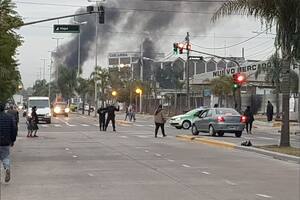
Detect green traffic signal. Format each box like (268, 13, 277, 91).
(233, 83, 240, 89)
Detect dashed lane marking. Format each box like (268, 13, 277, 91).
(54, 124, 62, 127)
(137, 135, 152, 138)
(134, 124, 145, 127)
(257, 137, 276, 140)
(41, 125, 48, 128)
(81, 124, 90, 127)
(66, 122, 76, 127)
(182, 164, 191, 168)
(72, 155, 78, 158)
(167, 159, 174, 162)
(225, 180, 237, 186)
(155, 153, 162, 157)
(94, 124, 99, 127)
(202, 171, 211, 175)
(256, 194, 272, 198)
(88, 173, 94, 177)
(119, 136, 128, 138)
(144, 150, 149, 153)
(65, 148, 70, 151)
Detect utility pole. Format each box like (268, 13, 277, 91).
(140, 42, 144, 81)
(186, 32, 190, 110)
(52, 37, 64, 81)
(41, 58, 47, 80)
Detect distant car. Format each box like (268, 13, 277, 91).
(191, 108, 246, 137)
(53, 102, 70, 117)
(169, 107, 206, 129)
(78, 104, 95, 112)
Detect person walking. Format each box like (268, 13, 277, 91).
(7, 105, 19, 134)
(266, 101, 274, 122)
(124, 105, 129, 121)
(30, 106, 39, 137)
(104, 104, 120, 132)
(131, 104, 136, 122)
(244, 106, 254, 134)
(154, 105, 166, 138)
(97, 106, 107, 131)
(0, 102, 17, 183)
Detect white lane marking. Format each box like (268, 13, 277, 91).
(256, 194, 272, 198)
(257, 137, 276, 140)
(155, 153, 162, 157)
(182, 164, 191, 168)
(225, 180, 237, 186)
(72, 155, 78, 158)
(134, 124, 145, 127)
(137, 135, 152, 138)
(65, 148, 70, 151)
(148, 125, 154, 127)
(144, 150, 149, 153)
(81, 124, 89, 127)
(54, 124, 62, 127)
(165, 125, 170, 128)
(66, 122, 76, 127)
(81, 116, 87, 119)
(120, 136, 128, 138)
(94, 124, 99, 127)
(41, 125, 48, 128)
(88, 173, 94, 177)
(167, 159, 174, 162)
(202, 171, 211, 175)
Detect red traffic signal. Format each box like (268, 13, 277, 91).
(233, 73, 246, 85)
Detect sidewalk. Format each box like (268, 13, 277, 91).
(253, 120, 300, 135)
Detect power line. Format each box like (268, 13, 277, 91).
(191, 27, 273, 50)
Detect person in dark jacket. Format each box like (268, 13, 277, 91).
(244, 106, 254, 134)
(154, 105, 166, 138)
(104, 104, 120, 131)
(0, 102, 17, 183)
(30, 106, 39, 137)
(97, 106, 107, 131)
(266, 101, 274, 122)
(7, 105, 19, 134)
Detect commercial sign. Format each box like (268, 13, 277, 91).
(53, 24, 80, 33)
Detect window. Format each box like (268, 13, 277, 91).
(207, 109, 214, 117)
(200, 110, 208, 118)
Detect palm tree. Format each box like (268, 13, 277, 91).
(76, 77, 90, 114)
(90, 67, 109, 108)
(57, 65, 77, 100)
(213, 0, 300, 146)
(210, 75, 233, 107)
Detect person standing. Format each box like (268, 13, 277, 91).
(124, 105, 129, 121)
(266, 101, 274, 122)
(31, 106, 39, 137)
(0, 102, 17, 183)
(104, 104, 120, 132)
(154, 105, 166, 138)
(97, 106, 107, 131)
(244, 106, 254, 134)
(7, 105, 19, 134)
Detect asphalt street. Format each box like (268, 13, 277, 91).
(1, 113, 299, 200)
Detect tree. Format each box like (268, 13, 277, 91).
(213, 0, 300, 147)
(210, 75, 233, 107)
(76, 77, 90, 114)
(32, 79, 49, 96)
(90, 66, 109, 107)
(0, 0, 23, 102)
(57, 65, 77, 100)
(255, 52, 299, 118)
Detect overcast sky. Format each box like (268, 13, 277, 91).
(13, 0, 276, 88)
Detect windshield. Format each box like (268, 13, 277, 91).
(55, 103, 67, 108)
(216, 108, 239, 115)
(29, 100, 49, 109)
(185, 109, 201, 115)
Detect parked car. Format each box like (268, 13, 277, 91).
(191, 108, 246, 137)
(169, 107, 206, 129)
(78, 103, 95, 112)
(53, 102, 70, 117)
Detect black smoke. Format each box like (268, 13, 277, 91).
(54, 0, 220, 71)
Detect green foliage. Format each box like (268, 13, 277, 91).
(0, 0, 23, 102)
(210, 75, 234, 97)
(57, 65, 77, 99)
(32, 79, 48, 96)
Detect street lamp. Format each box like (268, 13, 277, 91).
(112, 90, 117, 97)
(73, 21, 87, 77)
(136, 88, 142, 113)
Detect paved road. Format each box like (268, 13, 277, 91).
(1, 113, 299, 200)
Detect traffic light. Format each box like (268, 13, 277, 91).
(232, 73, 246, 90)
(178, 43, 185, 54)
(173, 43, 178, 55)
(98, 6, 105, 24)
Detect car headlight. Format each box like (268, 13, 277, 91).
(46, 113, 51, 117)
(54, 107, 61, 113)
(65, 108, 70, 113)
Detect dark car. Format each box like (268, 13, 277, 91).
(191, 108, 246, 137)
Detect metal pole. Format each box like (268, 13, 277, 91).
(186, 32, 190, 110)
(94, 10, 99, 117)
(140, 43, 143, 81)
(78, 27, 81, 77)
(140, 92, 142, 114)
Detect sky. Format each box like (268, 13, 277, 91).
(13, 0, 276, 88)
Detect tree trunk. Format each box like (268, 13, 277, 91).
(275, 88, 280, 119)
(280, 59, 290, 147)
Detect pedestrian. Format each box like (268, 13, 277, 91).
(7, 105, 19, 134)
(26, 115, 33, 137)
(244, 106, 254, 134)
(124, 105, 129, 121)
(30, 106, 39, 137)
(131, 104, 136, 122)
(104, 104, 120, 132)
(97, 106, 107, 131)
(0, 102, 17, 183)
(214, 103, 219, 108)
(266, 101, 274, 122)
(154, 104, 167, 138)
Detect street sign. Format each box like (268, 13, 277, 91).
(53, 24, 80, 33)
(188, 56, 204, 61)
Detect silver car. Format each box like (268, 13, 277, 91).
(191, 108, 246, 137)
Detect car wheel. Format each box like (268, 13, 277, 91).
(217, 132, 224, 137)
(182, 121, 191, 129)
(209, 125, 216, 136)
(175, 126, 182, 129)
(235, 131, 242, 137)
(191, 124, 199, 136)
(47, 119, 51, 124)
(65, 114, 68, 117)
(53, 114, 56, 117)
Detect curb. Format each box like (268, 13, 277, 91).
(176, 134, 300, 164)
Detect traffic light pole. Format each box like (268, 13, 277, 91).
(186, 32, 190, 110)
